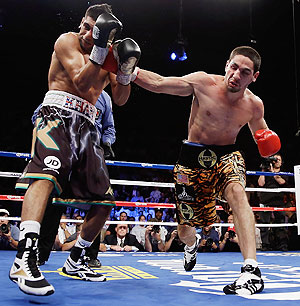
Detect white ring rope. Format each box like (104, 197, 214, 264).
(0, 217, 297, 228)
(0, 171, 295, 192)
(0, 163, 299, 233)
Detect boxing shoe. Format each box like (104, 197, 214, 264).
(183, 234, 201, 271)
(9, 233, 55, 296)
(62, 246, 106, 282)
(86, 258, 102, 268)
(223, 264, 264, 295)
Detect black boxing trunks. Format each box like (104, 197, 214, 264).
(16, 90, 115, 210)
(173, 140, 246, 227)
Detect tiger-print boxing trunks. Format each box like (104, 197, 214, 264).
(173, 140, 246, 227)
(16, 90, 115, 210)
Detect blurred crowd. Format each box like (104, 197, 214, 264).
(0, 153, 299, 255)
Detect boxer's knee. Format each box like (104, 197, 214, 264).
(178, 224, 196, 244)
(224, 182, 248, 207)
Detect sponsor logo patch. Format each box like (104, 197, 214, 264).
(179, 203, 194, 220)
(44, 156, 61, 170)
(176, 185, 195, 202)
(198, 149, 217, 168)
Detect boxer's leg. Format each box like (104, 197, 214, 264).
(215, 151, 264, 295)
(85, 234, 102, 267)
(224, 182, 256, 260)
(174, 163, 215, 272)
(38, 199, 66, 264)
(9, 180, 55, 296)
(62, 116, 113, 281)
(62, 205, 112, 281)
(178, 224, 201, 271)
(223, 182, 264, 295)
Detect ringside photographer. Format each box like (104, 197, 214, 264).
(219, 214, 240, 252)
(198, 225, 220, 252)
(145, 224, 166, 252)
(257, 153, 289, 251)
(0, 209, 19, 250)
(164, 229, 185, 252)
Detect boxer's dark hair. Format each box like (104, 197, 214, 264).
(85, 4, 112, 21)
(229, 46, 261, 74)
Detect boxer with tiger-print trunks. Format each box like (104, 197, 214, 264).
(134, 46, 281, 295)
(174, 141, 246, 228)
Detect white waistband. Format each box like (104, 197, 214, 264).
(42, 90, 97, 124)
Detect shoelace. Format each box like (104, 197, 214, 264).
(26, 249, 41, 278)
(79, 258, 96, 274)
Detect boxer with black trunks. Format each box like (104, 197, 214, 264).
(134, 46, 281, 295)
(31, 89, 116, 268)
(9, 4, 141, 296)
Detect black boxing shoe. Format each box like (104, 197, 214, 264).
(183, 234, 201, 271)
(223, 264, 264, 295)
(87, 258, 102, 268)
(62, 247, 106, 282)
(9, 233, 55, 296)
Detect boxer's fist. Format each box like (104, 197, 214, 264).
(113, 38, 141, 85)
(90, 13, 122, 65)
(254, 129, 281, 157)
(93, 13, 122, 48)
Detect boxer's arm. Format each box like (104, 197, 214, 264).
(134, 69, 197, 97)
(54, 33, 103, 93)
(108, 73, 131, 106)
(248, 98, 281, 157)
(54, 13, 122, 93)
(248, 96, 268, 141)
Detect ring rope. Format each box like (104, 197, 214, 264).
(0, 194, 295, 212)
(0, 171, 295, 193)
(0, 150, 294, 176)
(0, 217, 297, 228)
(0, 150, 298, 233)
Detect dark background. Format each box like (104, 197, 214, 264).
(0, 0, 299, 175)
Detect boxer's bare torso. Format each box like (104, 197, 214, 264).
(135, 54, 268, 145)
(48, 32, 110, 105)
(186, 73, 265, 145)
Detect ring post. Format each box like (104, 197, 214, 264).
(294, 165, 300, 235)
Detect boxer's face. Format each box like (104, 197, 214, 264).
(78, 16, 96, 52)
(225, 55, 259, 93)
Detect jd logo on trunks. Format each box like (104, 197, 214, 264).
(176, 185, 195, 202)
(198, 149, 217, 168)
(44, 156, 61, 170)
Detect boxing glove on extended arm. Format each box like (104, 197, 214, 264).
(254, 129, 281, 157)
(113, 38, 141, 85)
(90, 13, 122, 65)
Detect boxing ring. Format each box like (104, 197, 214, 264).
(1, 150, 300, 305)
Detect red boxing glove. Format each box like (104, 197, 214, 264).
(254, 129, 281, 157)
(101, 46, 118, 74)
